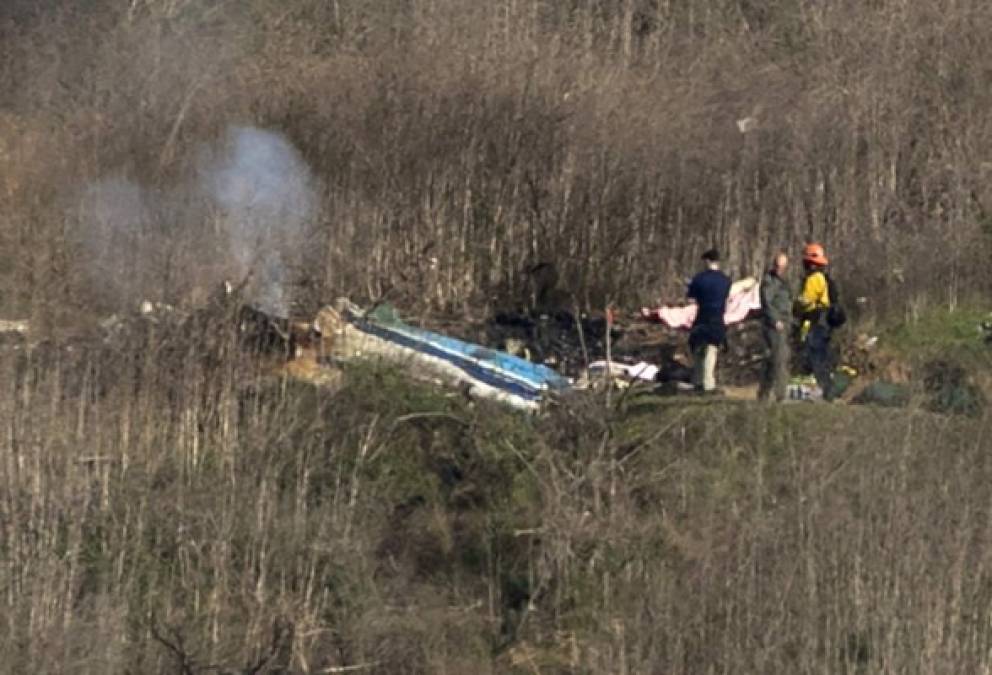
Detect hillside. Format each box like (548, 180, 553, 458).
(5, 1, 992, 672)
(2, 1, 992, 319)
(3, 335, 992, 673)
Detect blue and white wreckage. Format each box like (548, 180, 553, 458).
(298, 299, 575, 411)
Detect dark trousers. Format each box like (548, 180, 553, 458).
(758, 325, 790, 402)
(804, 325, 835, 401)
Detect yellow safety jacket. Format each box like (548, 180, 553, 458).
(795, 270, 830, 341)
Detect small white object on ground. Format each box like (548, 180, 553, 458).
(588, 360, 659, 381)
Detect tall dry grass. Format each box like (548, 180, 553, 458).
(4, 2, 992, 673)
(2, 0, 991, 320)
(3, 338, 992, 672)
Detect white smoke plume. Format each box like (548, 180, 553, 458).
(200, 126, 315, 316)
(76, 126, 316, 316)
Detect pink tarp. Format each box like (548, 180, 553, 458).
(641, 278, 762, 330)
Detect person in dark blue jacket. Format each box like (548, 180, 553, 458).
(687, 249, 732, 393)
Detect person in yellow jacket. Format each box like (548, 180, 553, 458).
(794, 243, 836, 401)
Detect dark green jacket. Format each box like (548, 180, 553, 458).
(760, 270, 792, 327)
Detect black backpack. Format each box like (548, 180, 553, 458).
(824, 273, 847, 328)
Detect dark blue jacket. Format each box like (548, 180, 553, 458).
(687, 268, 731, 348)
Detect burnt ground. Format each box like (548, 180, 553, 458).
(2, 299, 986, 415)
(436, 309, 768, 386)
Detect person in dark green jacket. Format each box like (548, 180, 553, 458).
(758, 252, 792, 402)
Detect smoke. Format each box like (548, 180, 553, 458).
(200, 126, 316, 316)
(75, 126, 316, 316)
(77, 177, 156, 308)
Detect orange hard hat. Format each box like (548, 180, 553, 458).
(803, 243, 829, 266)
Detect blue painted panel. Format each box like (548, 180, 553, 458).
(390, 324, 569, 387)
(351, 315, 571, 400)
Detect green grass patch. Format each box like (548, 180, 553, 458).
(881, 305, 991, 364)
